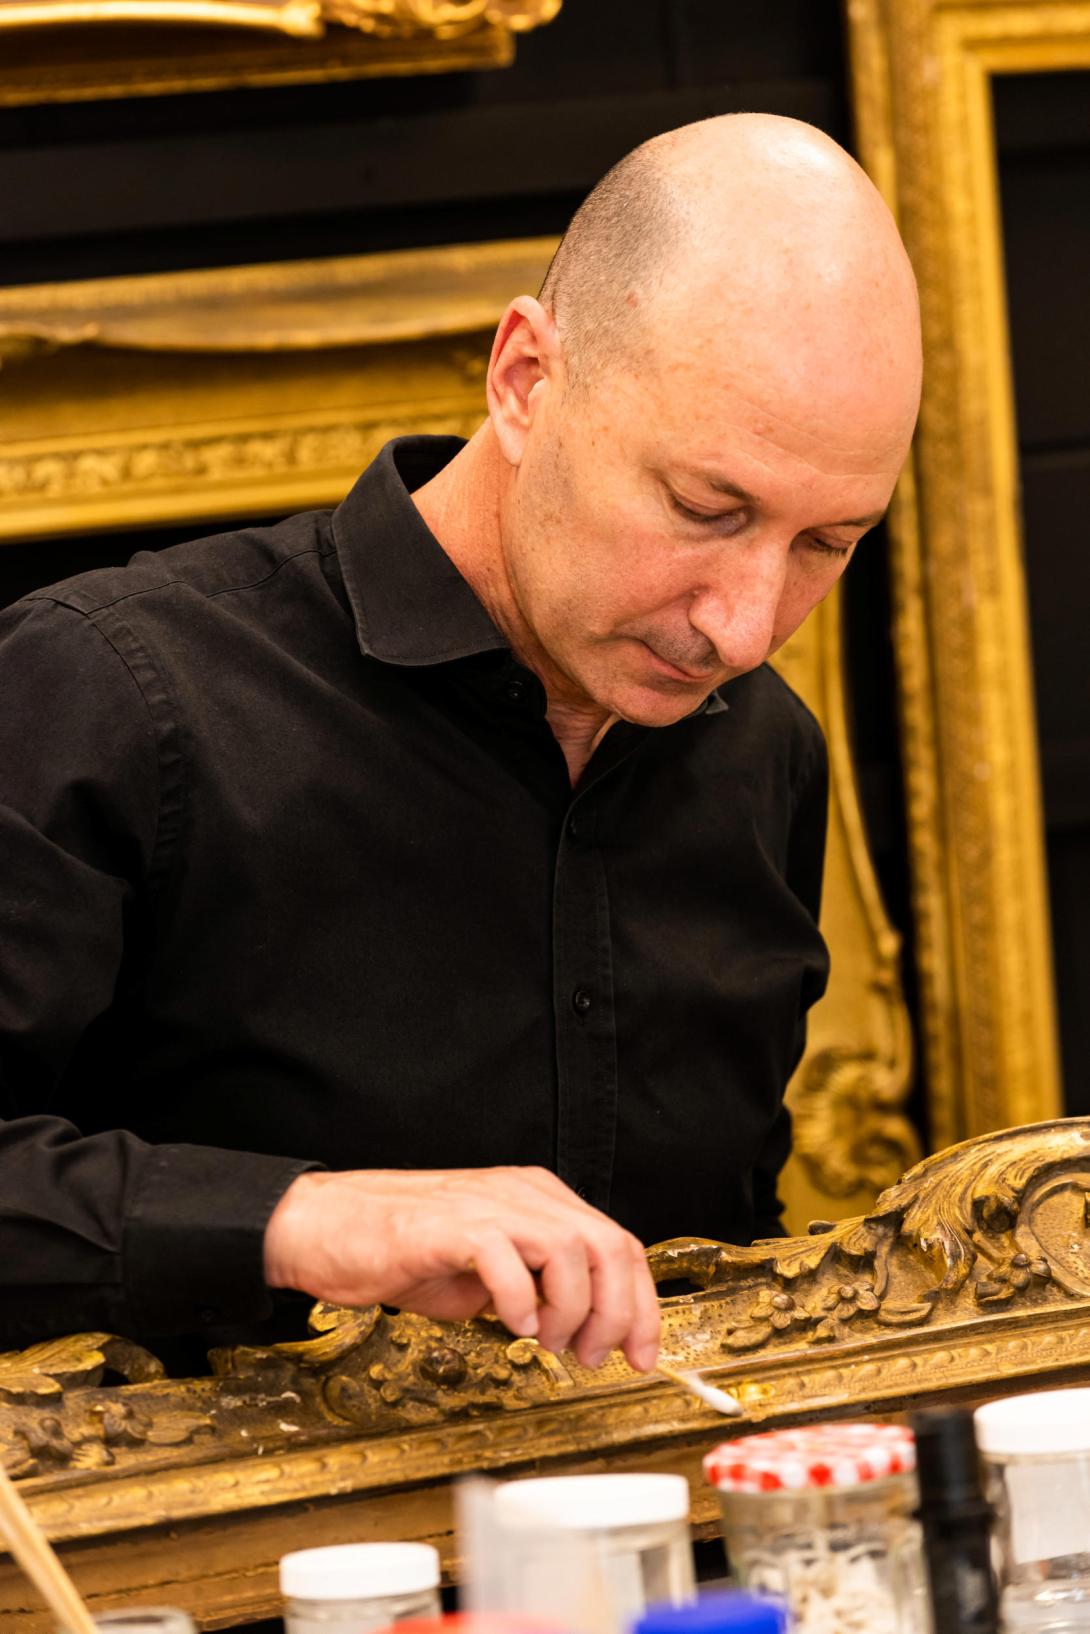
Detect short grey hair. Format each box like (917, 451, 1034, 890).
(538, 141, 683, 387)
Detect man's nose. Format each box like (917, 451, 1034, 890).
(687, 544, 789, 677)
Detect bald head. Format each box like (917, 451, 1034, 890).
(540, 113, 920, 442)
(433, 114, 923, 732)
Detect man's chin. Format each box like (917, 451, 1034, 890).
(605, 677, 718, 728)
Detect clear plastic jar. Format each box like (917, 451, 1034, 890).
(488, 1472, 696, 1634)
(280, 1542, 442, 1634)
(705, 1422, 932, 1634)
(976, 1388, 1090, 1632)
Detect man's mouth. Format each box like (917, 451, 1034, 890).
(640, 642, 719, 684)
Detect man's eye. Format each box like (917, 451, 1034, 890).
(807, 536, 854, 559)
(669, 494, 742, 526)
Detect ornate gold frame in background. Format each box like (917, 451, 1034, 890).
(0, 0, 561, 106)
(844, 0, 1086, 1146)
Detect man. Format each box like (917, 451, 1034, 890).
(0, 114, 921, 1375)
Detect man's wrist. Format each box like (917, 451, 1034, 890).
(263, 1168, 326, 1289)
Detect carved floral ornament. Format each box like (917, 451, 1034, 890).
(340, 0, 563, 36)
(6, 1120, 1090, 1486)
(0, 0, 561, 39)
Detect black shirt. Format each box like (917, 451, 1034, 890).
(0, 436, 829, 1350)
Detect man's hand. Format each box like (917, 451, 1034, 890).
(263, 1166, 660, 1373)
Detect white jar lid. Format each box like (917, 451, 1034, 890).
(280, 1542, 440, 1601)
(493, 1473, 690, 1530)
(975, 1389, 1090, 1455)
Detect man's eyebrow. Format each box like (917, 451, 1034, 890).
(697, 471, 888, 531)
(835, 509, 887, 529)
(703, 473, 760, 504)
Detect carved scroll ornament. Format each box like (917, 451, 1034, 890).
(318, 0, 562, 36)
(6, 1119, 1090, 1494)
(6, 1122, 1090, 1628)
(0, 0, 561, 110)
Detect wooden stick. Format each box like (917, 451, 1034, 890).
(0, 1459, 97, 1633)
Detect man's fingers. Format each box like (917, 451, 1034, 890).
(468, 1229, 540, 1339)
(486, 1174, 657, 1371)
(533, 1232, 592, 1356)
(624, 1236, 662, 1372)
(289, 1166, 660, 1372)
(565, 1224, 638, 1368)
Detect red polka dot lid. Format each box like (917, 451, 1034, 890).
(704, 1422, 916, 1493)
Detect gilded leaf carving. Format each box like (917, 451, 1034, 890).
(3, 1119, 1090, 1490)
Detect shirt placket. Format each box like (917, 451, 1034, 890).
(552, 789, 621, 1213)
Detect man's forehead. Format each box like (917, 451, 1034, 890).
(637, 324, 917, 454)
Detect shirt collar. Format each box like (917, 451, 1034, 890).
(332, 434, 728, 716)
(332, 435, 508, 667)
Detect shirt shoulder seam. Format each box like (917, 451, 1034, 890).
(34, 597, 186, 886)
(29, 539, 333, 617)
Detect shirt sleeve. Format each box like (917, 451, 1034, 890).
(0, 597, 312, 1347)
(750, 717, 831, 1240)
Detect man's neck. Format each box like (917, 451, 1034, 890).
(544, 701, 617, 785)
(411, 427, 617, 786)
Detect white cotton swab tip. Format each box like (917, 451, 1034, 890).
(657, 1363, 744, 1416)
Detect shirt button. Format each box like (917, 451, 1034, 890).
(505, 679, 528, 705)
(567, 813, 581, 840)
(572, 988, 592, 1016)
(575, 1186, 589, 1201)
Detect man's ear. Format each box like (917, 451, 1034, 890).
(486, 296, 563, 467)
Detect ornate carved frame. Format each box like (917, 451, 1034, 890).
(0, 1, 560, 107)
(5, 1121, 1090, 1627)
(843, 0, 1082, 1146)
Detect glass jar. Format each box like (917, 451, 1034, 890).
(705, 1422, 932, 1634)
(280, 1542, 442, 1634)
(976, 1388, 1090, 1632)
(488, 1472, 696, 1634)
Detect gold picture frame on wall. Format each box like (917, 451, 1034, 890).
(0, 0, 562, 107)
(843, 0, 1085, 1148)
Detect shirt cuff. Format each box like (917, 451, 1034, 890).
(123, 1143, 320, 1337)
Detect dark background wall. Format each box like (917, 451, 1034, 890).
(996, 70, 1090, 1114)
(0, 0, 846, 286)
(24, 0, 1090, 1144)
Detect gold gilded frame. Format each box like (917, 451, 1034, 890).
(0, 237, 919, 1231)
(5, 1118, 1090, 1626)
(0, 1, 561, 106)
(844, 0, 1078, 1145)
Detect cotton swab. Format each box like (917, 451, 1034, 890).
(657, 1362, 744, 1416)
